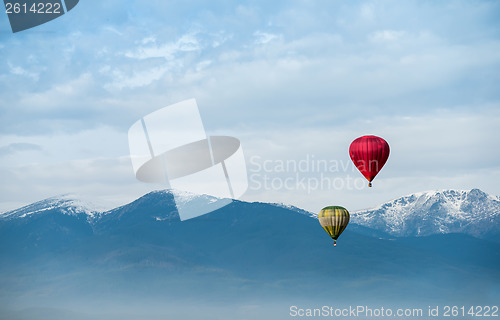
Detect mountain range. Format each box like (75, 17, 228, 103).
(0, 189, 499, 320)
(351, 188, 500, 239)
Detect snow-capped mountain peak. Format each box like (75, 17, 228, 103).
(352, 189, 500, 238)
(0, 194, 104, 221)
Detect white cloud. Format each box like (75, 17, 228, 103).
(105, 65, 170, 90)
(253, 31, 281, 45)
(8, 63, 40, 81)
(141, 36, 156, 45)
(125, 33, 201, 60)
(360, 3, 375, 21)
(17, 73, 94, 112)
(0, 143, 42, 156)
(369, 30, 406, 43)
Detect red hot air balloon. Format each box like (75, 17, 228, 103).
(349, 135, 390, 187)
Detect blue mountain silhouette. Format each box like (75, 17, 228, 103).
(0, 190, 499, 319)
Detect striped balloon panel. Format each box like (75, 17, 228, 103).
(318, 206, 350, 240)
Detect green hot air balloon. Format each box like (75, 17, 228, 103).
(318, 206, 350, 246)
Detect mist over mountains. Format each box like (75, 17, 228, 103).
(0, 189, 499, 320)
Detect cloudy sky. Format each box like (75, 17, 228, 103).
(1, 0, 499, 214)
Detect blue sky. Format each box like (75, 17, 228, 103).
(1, 0, 499, 213)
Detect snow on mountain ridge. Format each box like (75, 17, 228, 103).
(0, 194, 104, 221)
(352, 189, 500, 238)
(271, 202, 317, 218)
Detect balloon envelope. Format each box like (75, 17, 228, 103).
(318, 206, 350, 245)
(349, 135, 390, 186)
